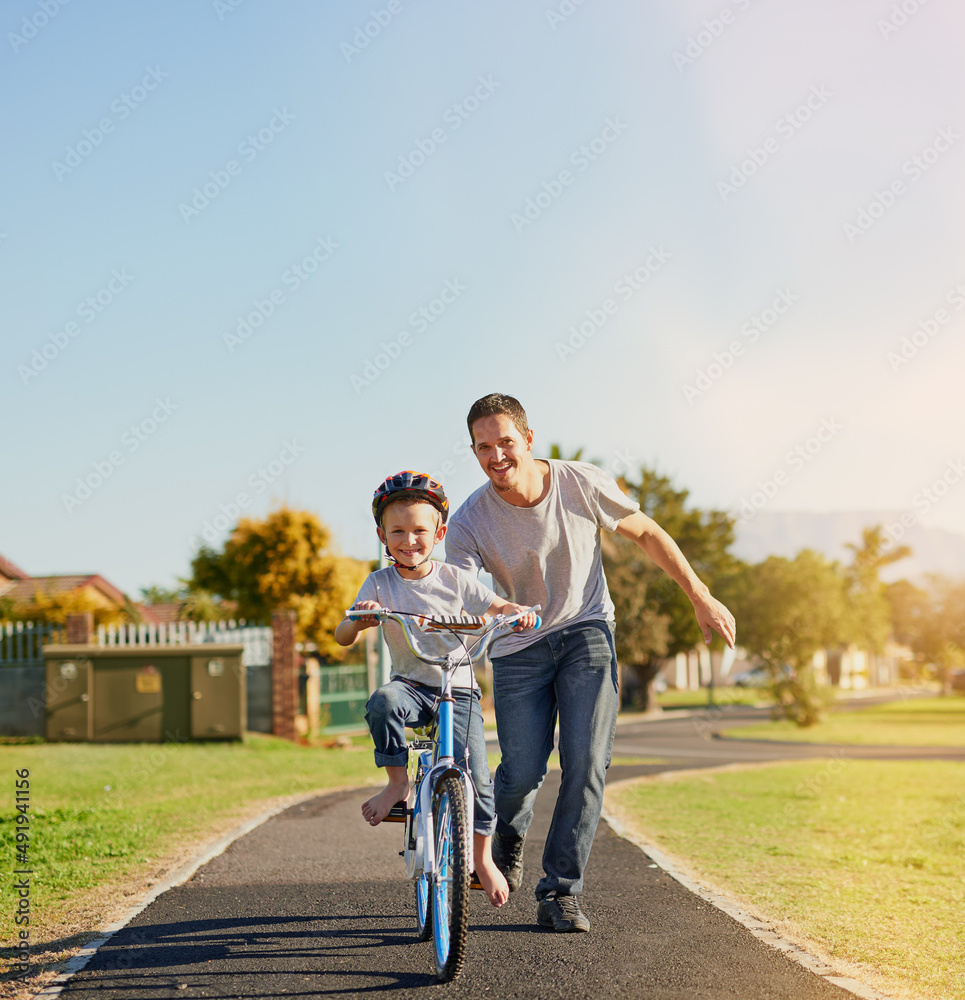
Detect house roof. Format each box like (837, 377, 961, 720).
(136, 602, 241, 625)
(1, 574, 128, 607)
(138, 603, 183, 624)
(0, 553, 29, 581)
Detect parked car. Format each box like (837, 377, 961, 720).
(732, 664, 794, 687)
(732, 666, 768, 687)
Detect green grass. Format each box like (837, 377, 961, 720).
(722, 696, 965, 746)
(655, 688, 765, 709)
(607, 760, 965, 1000)
(0, 734, 377, 955)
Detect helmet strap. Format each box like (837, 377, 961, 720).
(385, 545, 432, 574)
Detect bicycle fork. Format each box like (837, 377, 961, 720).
(407, 695, 477, 879)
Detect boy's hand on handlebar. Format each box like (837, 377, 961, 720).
(351, 600, 382, 629)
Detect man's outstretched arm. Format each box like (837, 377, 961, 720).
(615, 510, 736, 648)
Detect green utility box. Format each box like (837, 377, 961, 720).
(43, 644, 245, 742)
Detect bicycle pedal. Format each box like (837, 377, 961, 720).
(384, 800, 408, 823)
(469, 871, 484, 891)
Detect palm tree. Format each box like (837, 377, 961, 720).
(548, 443, 583, 461)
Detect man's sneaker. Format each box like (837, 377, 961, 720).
(491, 831, 525, 892)
(537, 895, 590, 933)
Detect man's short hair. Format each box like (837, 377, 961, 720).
(466, 393, 529, 445)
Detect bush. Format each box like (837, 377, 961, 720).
(769, 665, 835, 727)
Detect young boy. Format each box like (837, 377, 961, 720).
(335, 470, 537, 908)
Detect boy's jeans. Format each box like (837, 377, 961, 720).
(364, 680, 495, 836)
(490, 620, 618, 900)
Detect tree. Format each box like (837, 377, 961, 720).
(886, 574, 965, 692)
(7, 585, 127, 628)
(139, 584, 183, 604)
(548, 443, 583, 461)
(726, 550, 849, 725)
(602, 466, 741, 710)
(934, 577, 965, 651)
(138, 580, 233, 623)
(188, 505, 370, 660)
(178, 589, 232, 623)
(600, 530, 671, 693)
(843, 525, 911, 655)
(886, 577, 930, 654)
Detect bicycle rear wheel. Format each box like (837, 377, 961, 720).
(430, 774, 470, 982)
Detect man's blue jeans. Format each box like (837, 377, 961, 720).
(490, 619, 618, 900)
(364, 680, 496, 836)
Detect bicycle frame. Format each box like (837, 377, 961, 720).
(409, 645, 478, 881)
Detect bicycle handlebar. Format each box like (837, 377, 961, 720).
(343, 605, 541, 667)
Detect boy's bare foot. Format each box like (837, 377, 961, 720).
(475, 858, 509, 907)
(361, 778, 408, 826)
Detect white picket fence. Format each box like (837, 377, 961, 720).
(96, 619, 272, 667)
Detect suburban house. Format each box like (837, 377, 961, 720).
(134, 602, 184, 624)
(657, 639, 910, 693)
(0, 551, 132, 622)
(0, 553, 29, 592)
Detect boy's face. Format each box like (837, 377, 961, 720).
(377, 501, 445, 569)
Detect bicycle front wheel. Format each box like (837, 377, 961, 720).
(415, 873, 432, 941)
(430, 774, 470, 982)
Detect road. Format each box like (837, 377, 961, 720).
(58, 705, 962, 1000)
(611, 702, 965, 768)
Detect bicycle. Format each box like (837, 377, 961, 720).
(344, 603, 540, 982)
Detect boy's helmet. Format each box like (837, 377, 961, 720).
(372, 470, 449, 526)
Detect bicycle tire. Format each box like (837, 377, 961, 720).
(430, 774, 470, 982)
(415, 873, 432, 941)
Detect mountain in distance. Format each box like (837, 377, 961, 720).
(731, 510, 965, 582)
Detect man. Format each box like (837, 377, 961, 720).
(445, 393, 735, 933)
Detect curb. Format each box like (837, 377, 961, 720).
(600, 806, 895, 1000)
(31, 790, 325, 1000)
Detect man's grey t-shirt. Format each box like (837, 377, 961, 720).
(445, 460, 639, 656)
(354, 562, 496, 688)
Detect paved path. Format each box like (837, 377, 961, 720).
(59, 706, 961, 1000)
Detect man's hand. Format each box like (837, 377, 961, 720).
(492, 600, 539, 631)
(616, 512, 736, 648)
(693, 593, 736, 648)
(509, 608, 539, 632)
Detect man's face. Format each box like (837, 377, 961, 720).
(470, 413, 533, 492)
(378, 502, 444, 568)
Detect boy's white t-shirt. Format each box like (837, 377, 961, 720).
(354, 562, 496, 689)
(445, 460, 639, 656)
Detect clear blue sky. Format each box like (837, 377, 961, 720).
(4, 0, 965, 595)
